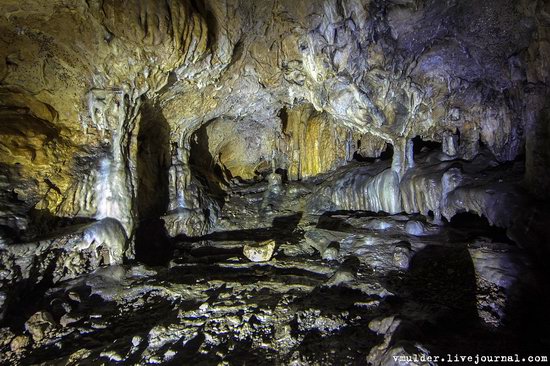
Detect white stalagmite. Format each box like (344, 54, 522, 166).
(88, 88, 142, 259)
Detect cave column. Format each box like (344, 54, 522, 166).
(168, 133, 198, 211)
(168, 142, 189, 210)
(89, 88, 141, 259)
(442, 131, 459, 157)
(391, 137, 414, 179)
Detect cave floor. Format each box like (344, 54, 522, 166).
(2, 182, 549, 365)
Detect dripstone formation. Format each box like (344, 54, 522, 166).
(0, 0, 549, 364)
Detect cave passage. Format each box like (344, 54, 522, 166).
(188, 120, 231, 202)
(3, 106, 550, 365)
(1, 0, 550, 365)
(134, 102, 172, 265)
(6, 166, 549, 364)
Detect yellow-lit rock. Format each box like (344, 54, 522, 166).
(192, 118, 275, 182)
(0, 0, 548, 246)
(0, 0, 209, 226)
(243, 239, 276, 262)
(283, 104, 350, 180)
(282, 104, 387, 180)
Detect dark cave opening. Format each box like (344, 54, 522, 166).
(134, 102, 172, 265)
(136, 102, 171, 221)
(448, 211, 514, 244)
(412, 135, 442, 156)
(352, 142, 394, 163)
(189, 121, 230, 205)
(278, 106, 289, 133)
(274, 167, 288, 182)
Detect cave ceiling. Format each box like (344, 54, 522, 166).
(1, 1, 550, 363)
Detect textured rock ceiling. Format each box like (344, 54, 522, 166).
(1, 1, 550, 363)
(0, 0, 549, 259)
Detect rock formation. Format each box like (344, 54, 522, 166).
(1, 0, 549, 364)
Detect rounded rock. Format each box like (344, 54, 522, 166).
(243, 239, 276, 262)
(405, 220, 426, 236)
(10, 335, 30, 352)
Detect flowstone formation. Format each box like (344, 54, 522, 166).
(1, 0, 550, 364)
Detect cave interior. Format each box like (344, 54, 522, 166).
(1, 0, 550, 364)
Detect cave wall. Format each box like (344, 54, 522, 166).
(1, 0, 549, 256)
(282, 104, 355, 180)
(192, 117, 276, 183)
(188, 103, 390, 183)
(0, 0, 209, 250)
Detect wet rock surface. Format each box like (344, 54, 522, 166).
(1, 180, 548, 365)
(1, 0, 550, 364)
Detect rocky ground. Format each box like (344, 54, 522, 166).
(1, 177, 548, 366)
(1, 1, 550, 364)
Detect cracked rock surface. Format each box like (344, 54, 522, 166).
(1, 0, 550, 364)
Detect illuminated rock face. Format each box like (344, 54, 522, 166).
(283, 104, 358, 180)
(1, 1, 550, 362)
(188, 104, 389, 183)
(1, 0, 549, 242)
(0, 218, 126, 292)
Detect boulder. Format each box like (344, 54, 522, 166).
(25, 311, 56, 343)
(322, 242, 340, 261)
(10, 335, 30, 353)
(405, 220, 426, 236)
(243, 240, 276, 262)
(393, 242, 412, 270)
